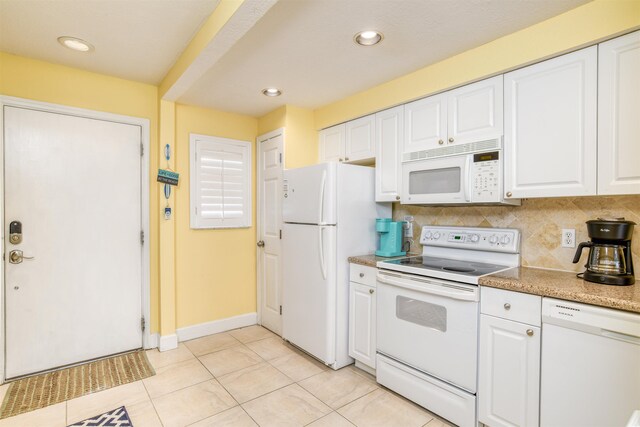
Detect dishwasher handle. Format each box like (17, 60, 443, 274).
(377, 273, 478, 302)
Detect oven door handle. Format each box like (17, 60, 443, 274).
(377, 273, 478, 302)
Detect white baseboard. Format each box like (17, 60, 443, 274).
(159, 334, 178, 352)
(147, 333, 159, 349)
(176, 312, 257, 342)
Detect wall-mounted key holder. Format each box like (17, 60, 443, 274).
(9, 221, 22, 244)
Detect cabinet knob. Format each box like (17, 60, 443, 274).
(526, 329, 534, 336)
(504, 303, 511, 310)
(506, 191, 512, 197)
(345, 157, 349, 161)
(448, 137, 454, 143)
(395, 195, 401, 201)
(369, 289, 374, 294)
(438, 139, 444, 145)
(359, 273, 365, 278)
(339, 158, 343, 162)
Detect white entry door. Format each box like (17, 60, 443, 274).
(4, 106, 143, 379)
(257, 130, 283, 335)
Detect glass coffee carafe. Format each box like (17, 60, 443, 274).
(587, 244, 626, 275)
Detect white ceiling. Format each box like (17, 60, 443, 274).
(179, 0, 591, 117)
(0, 0, 591, 116)
(0, 0, 220, 84)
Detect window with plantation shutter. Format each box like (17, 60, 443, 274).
(190, 134, 252, 229)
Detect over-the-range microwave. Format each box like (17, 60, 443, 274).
(401, 138, 521, 206)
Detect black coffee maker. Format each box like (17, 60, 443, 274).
(572, 218, 635, 285)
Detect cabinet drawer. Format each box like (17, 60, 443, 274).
(481, 287, 541, 326)
(349, 263, 377, 287)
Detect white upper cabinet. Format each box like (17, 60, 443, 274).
(319, 123, 345, 163)
(345, 114, 376, 163)
(319, 116, 375, 164)
(375, 106, 403, 202)
(504, 47, 598, 199)
(403, 76, 503, 155)
(598, 31, 640, 195)
(403, 93, 447, 153)
(447, 75, 503, 145)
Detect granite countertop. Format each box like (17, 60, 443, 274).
(348, 254, 418, 268)
(349, 254, 640, 313)
(479, 267, 640, 314)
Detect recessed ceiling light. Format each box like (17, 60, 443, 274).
(57, 36, 94, 52)
(262, 88, 282, 97)
(354, 30, 383, 46)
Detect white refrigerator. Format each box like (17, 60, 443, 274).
(282, 162, 390, 369)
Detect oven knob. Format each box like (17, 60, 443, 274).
(433, 232, 441, 240)
(489, 235, 498, 244)
(424, 231, 432, 239)
(500, 235, 511, 245)
(470, 234, 479, 243)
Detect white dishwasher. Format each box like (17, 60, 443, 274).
(541, 298, 640, 427)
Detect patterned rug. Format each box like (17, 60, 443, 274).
(0, 351, 154, 419)
(68, 406, 133, 427)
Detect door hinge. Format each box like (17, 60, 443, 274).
(279, 305, 282, 315)
(140, 143, 144, 157)
(279, 229, 282, 239)
(141, 316, 146, 332)
(140, 230, 144, 245)
(279, 153, 282, 164)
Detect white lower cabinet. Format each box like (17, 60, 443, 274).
(479, 287, 541, 427)
(348, 264, 377, 370)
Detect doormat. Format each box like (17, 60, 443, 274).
(0, 351, 154, 420)
(67, 406, 133, 427)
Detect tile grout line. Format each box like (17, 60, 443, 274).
(140, 375, 165, 427)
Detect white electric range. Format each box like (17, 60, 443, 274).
(375, 225, 521, 427)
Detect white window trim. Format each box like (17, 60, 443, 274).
(190, 133, 252, 229)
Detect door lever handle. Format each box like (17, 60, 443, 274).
(9, 250, 34, 264)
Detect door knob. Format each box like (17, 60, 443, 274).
(9, 250, 34, 264)
(257, 241, 265, 248)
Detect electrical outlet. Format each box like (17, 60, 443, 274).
(404, 215, 414, 237)
(562, 229, 576, 248)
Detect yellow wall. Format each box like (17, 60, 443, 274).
(314, 0, 640, 129)
(0, 52, 161, 333)
(258, 105, 318, 169)
(174, 104, 258, 327)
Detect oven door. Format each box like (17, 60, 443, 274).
(401, 155, 471, 204)
(377, 271, 479, 393)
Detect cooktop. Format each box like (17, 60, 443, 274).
(380, 255, 511, 278)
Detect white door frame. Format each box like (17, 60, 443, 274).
(256, 128, 284, 329)
(0, 95, 151, 382)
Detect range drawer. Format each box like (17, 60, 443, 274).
(481, 286, 541, 326)
(349, 263, 377, 287)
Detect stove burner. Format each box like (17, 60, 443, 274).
(442, 266, 476, 273)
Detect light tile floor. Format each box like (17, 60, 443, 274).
(0, 326, 455, 427)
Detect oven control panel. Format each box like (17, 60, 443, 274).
(420, 226, 520, 253)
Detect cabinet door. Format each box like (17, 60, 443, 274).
(319, 124, 345, 163)
(478, 315, 540, 427)
(345, 114, 375, 163)
(403, 93, 447, 153)
(375, 106, 403, 202)
(598, 31, 640, 195)
(448, 75, 503, 145)
(348, 282, 376, 369)
(504, 47, 597, 199)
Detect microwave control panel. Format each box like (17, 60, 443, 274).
(470, 151, 500, 202)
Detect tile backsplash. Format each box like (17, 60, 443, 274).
(393, 195, 640, 273)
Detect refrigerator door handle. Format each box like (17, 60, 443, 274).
(318, 170, 326, 224)
(319, 226, 327, 280)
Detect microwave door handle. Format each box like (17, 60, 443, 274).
(463, 155, 471, 202)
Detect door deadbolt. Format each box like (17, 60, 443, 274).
(9, 220, 22, 244)
(9, 250, 34, 264)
